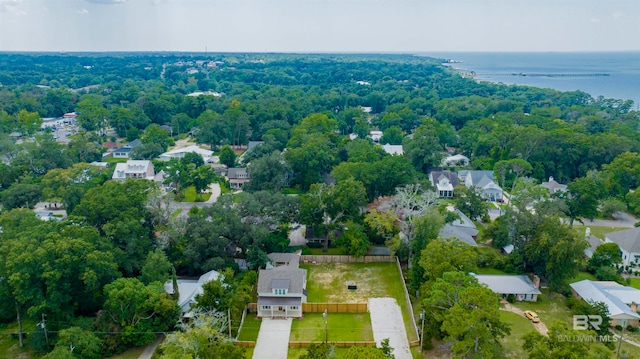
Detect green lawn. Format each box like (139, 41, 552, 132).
(499, 311, 537, 358)
(237, 314, 261, 341)
(301, 262, 418, 342)
(181, 185, 212, 202)
(289, 313, 373, 342)
(566, 271, 598, 284)
(628, 278, 640, 290)
(574, 224, 628, 240)
(475, 267, 508, 275)
(304, 247, 344, 255)
(510, 290, 573, 327)
(0, 320, 38, 359)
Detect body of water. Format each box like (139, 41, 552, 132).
(421, 52, 640, 107)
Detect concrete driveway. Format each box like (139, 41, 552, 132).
(253, 318, 292, 359)
(369, 298, 412, 359)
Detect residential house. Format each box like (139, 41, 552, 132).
(381, 143, 404, 156)
(164, 269, 222, 317)
(158, 145, 215, 164)
(458, 170, 504, 202)
(257, 252, 307, 318)
(112, 160, 155, 180)
(441, 154, 470, 168)
(439, 208, 478, 247)
(112, 139, 141, 158)
(570, 280, 640, 327)
(474, 274, 541, 302)
(369, 130, 383, 143)
(429, 170, 458, 198)
(604, 227, 640, 266)
(227, 168, 250, 190)
(540, 176, 567, 194)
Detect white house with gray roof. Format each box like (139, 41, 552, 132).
(439, 208, 478, 247)
(458, 170, 503, 202)
(164, 269, 222, 317)
(257, 252, 307, 318)
(570, 279, 640, 327)
(474, 274, 541, 302)
(604, 227, 640, 266)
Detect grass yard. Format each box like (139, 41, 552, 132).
(574, 224, 628, 240)
(499, 311, 536, 358)
(181, 185, 212, 202)
(301, 262, 418, 342)
(509, 290, 573, 327)
(289, 313, 373, 342)
(304, 247, 344, 255)
(566, 271, 598, 284)
(475, 267, 508, 275)
(237, 314, 261, 341)
(629, 278, 640, 290)
(0, 320, 38, 359)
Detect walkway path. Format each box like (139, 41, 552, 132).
(610, 330, 640, 348)
(501, 303, 548, 336)
(138, 334, 164, 359)
(369, 298, 412, 359)
(253, 318, 292, 359)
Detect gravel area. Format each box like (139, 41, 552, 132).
(252, 318, 292, 359)
(369, 298, 412, 359)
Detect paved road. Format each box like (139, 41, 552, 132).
(138, 334, 164, 359)
(578, 212, 638, 228)
(253, 318, 292, 359)
(288, 223, 307, 246)
(501, 303, 548, 336)
(369, 298, 412, 359)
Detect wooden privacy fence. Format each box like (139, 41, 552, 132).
(289, 341, 376, 348)
(302, 302, 368, 313)
(301, 255, 394, 263)
(247, 302, 367, 313)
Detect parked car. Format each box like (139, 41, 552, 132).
(524, 310, 540, 323)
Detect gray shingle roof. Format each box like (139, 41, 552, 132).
(267, 253, 301, 267)
(584, 235, 604, 258)
(606, 228, 640, 253)
(257, 265, 306, 295)
(475, 274, 541, 295)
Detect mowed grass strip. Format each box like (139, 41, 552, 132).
(499, 311, 536, 358)
(301, 262, 418, 342)
(290, 313, 373, 342)
(237, 313, 261, 341)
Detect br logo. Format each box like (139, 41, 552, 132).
(573, 315, 602, 330)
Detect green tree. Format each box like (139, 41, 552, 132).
(402, 119, 443, 173)
(454, 185, 488, 221)
(103, 278, 181, 346)
(1, 182, 42, 209)
(335, 221, 371, 257)
(587, 242, 622, 272)
(523, 323, 605, 359)
(53, 327, 102, 359)
(244, 151, 291, 192)
(219, 145, 236, 168)
(380, 126, 404, 145)
(300, 343, 336, 359)
(563, 173, 606, 226)
(158, 310, 245, 359)
(142, 123, 173, 152)
(140, 248, 173, 285)
(16, 109, 42, 135)
(419, 238, 477, 283)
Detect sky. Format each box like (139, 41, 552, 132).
(1, 0, 639, 53)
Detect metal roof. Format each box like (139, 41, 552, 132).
(474, 274, 541, 295)
(570, 280, 640, 320)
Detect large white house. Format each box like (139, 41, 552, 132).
(257, 253, 307, 318)
(158, 145, 216, 164)
(112, 160, 155, 180)
(605, 227, 640, 266)
(458, 170, 504, 202)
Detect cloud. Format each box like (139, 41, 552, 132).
(77, 8, 89, 14)
(0, 0, 23, 13)
(85, 0, 126, 4)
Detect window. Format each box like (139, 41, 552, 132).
(290, 306, 298, 310)
(262, 305, 270, 310)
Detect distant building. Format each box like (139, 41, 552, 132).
(164, 270, 222, 317)
(458, 170, 503, 202)
(158, 145, 215, 163)
(441, 154, 470, 167)
(381, 143, 404, 156)
(227, 168, 250, 190)
(439, 208, 478, 247)
(369, 130, 383, 143)
(540, 176, 567, 194)
(429, 170, 458, 198)
(112, 139, 141, 159)
(604, 227, 640, 266)
(112, 160, 155, 181)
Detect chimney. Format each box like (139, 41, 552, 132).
(533, 275, 541, 289)
(586, 227, 591, 239)
(549, 176, 554, 182)
(632, 302, 638, 313)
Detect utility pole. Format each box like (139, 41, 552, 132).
(322, 308, 328, 344)
(228, 308, 232, 338)
(617, 324, 625, 359)
(40, 313, 49, 348)
(420, 309, 425, 349)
